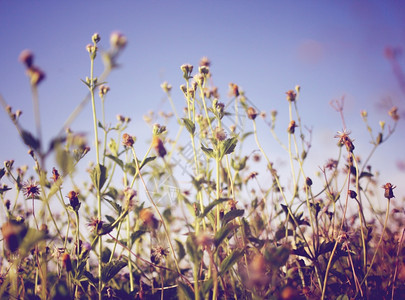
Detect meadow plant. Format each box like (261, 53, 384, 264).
(0, 33, 404, 300)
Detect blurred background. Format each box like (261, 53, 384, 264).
(1, 0, 404, 203)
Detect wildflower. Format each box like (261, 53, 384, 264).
(247, 107, 258, 120)
(40, 224, 49, 234)
(382, 183, 396, 199)
(152, 136, 166, 158)
(61, 253, 72, 272)
(18, 49, 34, 68)
(98, 85, 110, 97)
(160, 81, 172, 93)
(88, 217, 104, 233)
(199, 56, 211, 67)
(139, 208, 158, 229)
(287, 120, 297, 134)
(180, 64, 193, 78)
(150, 246, 168, 264)
(335, 129, 355, 153)
(67, 191, 81, 211)
(1, 221, 28, 252)
(180, 84, 187, 96)
(286, 90, 296, 102)
(122, 133, 135, 147)
(228, 199, 238, 210)
(388, 106, 400, 121)
(199, 65, 210, 76)
(110, 32, 127, 50)
(51, 167, 60, 182)
(229, 83, 239, 97)
(23, 180, 40, 199)
(26, 66, 45, 86)
(214, 127, 227, 141)
(194, 73, 204, 85)
(325, 159, 338, 170)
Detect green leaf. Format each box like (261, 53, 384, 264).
(90, 164, 107, 191)
(21, 130, 40, 151)
(182, 118, 196, 135)
(214, 222, 239, 247)
(82, 271, 97, 288)
(264, 245, 290, 269)
(220, 136, 238, 158)
(56, 148, 75, 176)
(336, 295, 349, 300)
(139, 156, 157, 170)
(177, 281, 194, 300)
(101, 260, 126, 284)
(222, 209, 244, 225)
(200, 198, 229, 218)
(175, 239, 186, 261)
(106, 155, 124, 169)
(97, 121, 104, 130)
(219, 249, 244, 276)
(201, 144, 215, 158)
(20, 228, 47, 256)
(131, 230, 146, 244)
(186, 234, 202, 264)
(359, 171, 373, 179)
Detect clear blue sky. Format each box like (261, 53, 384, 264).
(1, 1, 404, 201)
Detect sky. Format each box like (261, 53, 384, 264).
(1, 0, 404, 204)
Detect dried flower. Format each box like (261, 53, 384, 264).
(382, 183, 396, 199)
(152, 136, 166, 158)
(23, 180, 40, 199)
(122, 133, 135, 147)
(286, 90, 297, 102)
(199, 65, 210, 75)
(247, 107, 258, 120)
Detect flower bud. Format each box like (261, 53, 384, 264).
(92, 33, 101, 44)
(122, 133, 135, 147)
(61, 253, 72, 272)
(152, 136, 166, 158)
(19, 49, 34, 68)
(247, 107, 258, 120)
(286, 90, 296, 102)
(110, 32, 127, 50)
(160, 81, 172, 93)
(287, 120, 297, 134)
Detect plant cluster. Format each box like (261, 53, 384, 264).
(0, 33, 404, 300)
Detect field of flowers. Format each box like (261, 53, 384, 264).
(0, 32, 404, 299)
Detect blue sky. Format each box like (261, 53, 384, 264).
(1, 0, 404, 202)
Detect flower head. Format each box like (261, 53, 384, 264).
(23, 180, 40, 199)
(122, 133, 135, 147)
(335, 129, 355, 153)
(382, 183, 396, 199)
(286, 90, 297, 102)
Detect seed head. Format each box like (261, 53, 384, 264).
(382, 182, 396, 199)
(122, 133, 135, 147)
(199, 65, 210, 76)
(150, 246, 168, 264)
